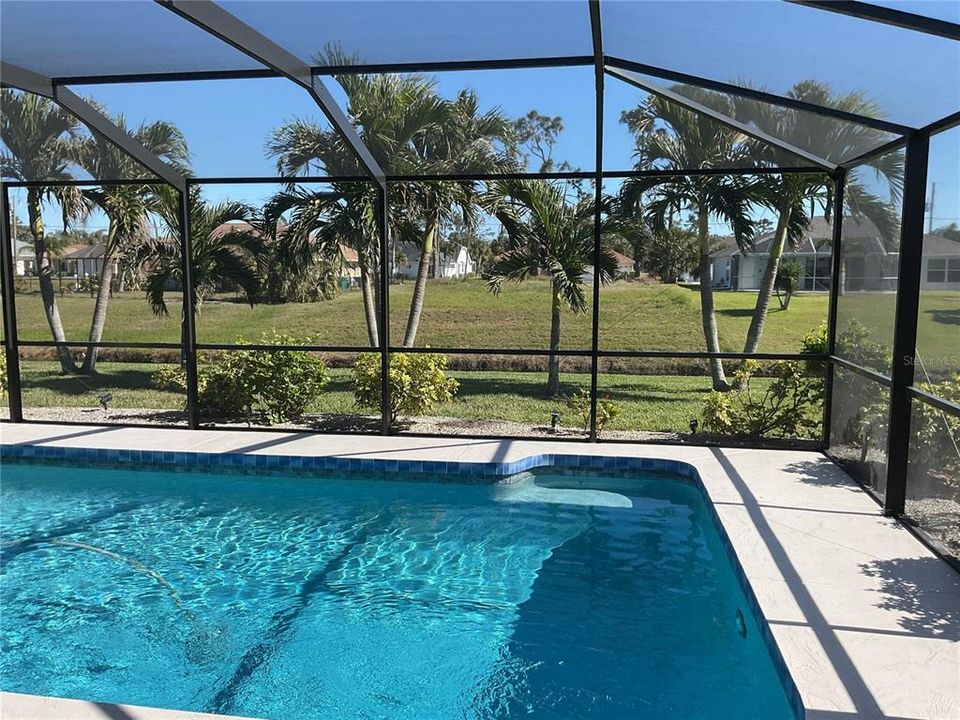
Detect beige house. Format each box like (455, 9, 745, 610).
(711, 217, 960, 292)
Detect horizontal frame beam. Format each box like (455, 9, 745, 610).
(607, 66, 837, 171)
(605, 56, 916, 137)
(788, 0, 960, 41)
(17, 340, 183, 350)
(51, 56, 596, 86)
(919, 110, 960, 138)
(830, 355, 893, 387)
(840, 135, 909, 169)
(908, 386, 960, 419)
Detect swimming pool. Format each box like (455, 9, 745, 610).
(1, 459, 797, 719)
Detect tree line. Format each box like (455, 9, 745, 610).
(1, 71, 901, 396)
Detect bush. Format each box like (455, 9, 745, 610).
(800, 323, 828, 373)
(0, 351, 6, 400)
(153, 364, 187, 393)
(901, 374, 960, 490)
(354, 352, 458, 424)
(836, 319, 890, 370)
(565, 388, 622, 435)
(151, 333, 329, 424)
(701, 359, 822, 440)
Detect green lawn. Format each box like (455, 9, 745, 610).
(11, 279, 958, 423)
(12, 278, 842, 353)
(19, 360, 772, 434)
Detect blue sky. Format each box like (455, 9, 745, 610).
(15, 64, 959, 237)
(4, 0, 958, 234)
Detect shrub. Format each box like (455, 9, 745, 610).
(701, 360, 822, 440)
(354, 352, 458, 424)
(565, 388, 622, 435)
(153, 364, 187, 393)
(800, 323, 828, 373)
(0, 351, 6, 400)
(836, 319, 890, 370)
(151, 333, 329, 424)
(900, 374, 960, 490)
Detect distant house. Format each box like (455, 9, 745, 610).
(710, 216, 960, 292)
(55, 244, 117, 279)
(582, 251, 635, 283)
(214, 222, 363, 288)
(396, 242, 475, 280)
(611, 251, 636, 277)
(13, 238, 33, 276)
(922, 234, 960, 291)
(16, 242, 117, 279)
(337, 244, 363, 286)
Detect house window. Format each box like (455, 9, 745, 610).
(927, 258, 960, 283)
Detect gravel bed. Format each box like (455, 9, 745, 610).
(906, 496, 960, 557)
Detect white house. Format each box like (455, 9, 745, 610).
(711, 216, 960, 292)
(396, 242, 475, 280)
(13, 238, 33, 276)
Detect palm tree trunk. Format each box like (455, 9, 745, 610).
(403, 217, 437, 347)
(697, 206, 727, 391)
(358, 259, 379, 347)
(743, 203, 792, 354)
(80, 250, 115, 374)
(28, 189, 76, 374)
(547, 278, 562, 396)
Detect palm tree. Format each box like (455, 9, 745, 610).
(268, 53, 514, 347)
(264, 114, 398, 346)
(262, 182, 385, 345)
(483, 179, 618, 396)
(619, 95, 759, 390)
(265, 68, 445, 346)
(398, 89, 513, 347)
(0, 89, 86, 373)
(143, 186, 261, 340)
(74, 115, 188, 373)
(725, 81, 904, 353)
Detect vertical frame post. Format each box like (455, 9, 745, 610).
(588, 0, 604, 442)
(378, 183, 392, 435)
(0, 184, 23, 421)
(822, 169, 846, 448)
(178, 185, 200, 429)
(884, 133, 930, 516)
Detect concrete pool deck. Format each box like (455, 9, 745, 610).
(1, 423, 958, 720)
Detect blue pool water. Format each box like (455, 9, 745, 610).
(0, 461, 795, 719)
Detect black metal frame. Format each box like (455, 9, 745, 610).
(2, 0, 958, 539)
(0, 166, 831, 445)
(823, 124, 960, 539)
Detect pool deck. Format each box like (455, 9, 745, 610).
(1, 423, 958, 720)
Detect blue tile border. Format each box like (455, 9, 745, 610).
(0, 441, 803, 718)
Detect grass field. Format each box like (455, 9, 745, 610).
(18, 360, 795, 435)
(12, 279, 957, 362)
(13, 278, 833, 351)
